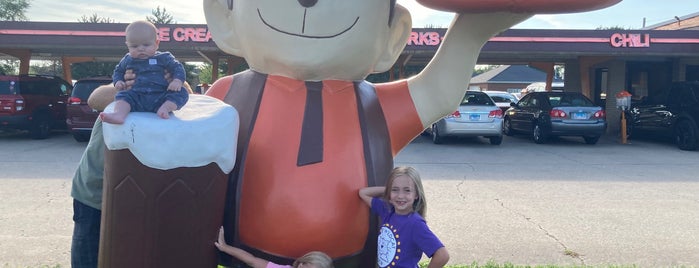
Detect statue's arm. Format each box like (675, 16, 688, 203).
(407, 12, 532, 128)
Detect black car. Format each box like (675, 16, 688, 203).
(66, 76, 112, 142)
(0, 74, 72, 139)
(503, 92, 607, 144)
(624, 81, 699, 151)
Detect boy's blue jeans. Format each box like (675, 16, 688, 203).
(71, 199, 101, 268)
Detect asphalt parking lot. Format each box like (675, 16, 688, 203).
(1, 130, 698, 267)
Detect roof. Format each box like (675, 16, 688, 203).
(643, 12, 699, 30)
(470, 65, 563, 84)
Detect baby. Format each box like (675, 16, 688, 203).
(100, 20, 188, 124)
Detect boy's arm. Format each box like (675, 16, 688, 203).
(214, 228, 269, 268)
(427, 247, 450, 268)
(358, 186, 384, 206)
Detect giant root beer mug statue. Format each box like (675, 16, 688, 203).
(200, 0, 621, 267)
(98, 94, 239, 267)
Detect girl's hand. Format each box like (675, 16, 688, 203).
(214, 226, 227, 250)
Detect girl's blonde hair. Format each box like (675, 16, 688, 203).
(292, 251, 334, 268)
(382, 166, 427, 218)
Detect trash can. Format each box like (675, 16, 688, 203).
(98, 95, 238, 268)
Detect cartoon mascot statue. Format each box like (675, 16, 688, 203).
(200, 0, 621, 267)
(94, 0, 621, 267)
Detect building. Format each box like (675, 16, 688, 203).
(468, 65, 564, 94)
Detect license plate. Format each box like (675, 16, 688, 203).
(571, 112, 587, 119)
(469, 114, 480, 121)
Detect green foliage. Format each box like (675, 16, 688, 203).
(70, 61, 118, 80)
(595, 26, 629, 30)
(0, 0, 29, 21)
(78, 13, 115, 23)
(0, 60, 18, 75)
(147, 6, 176, 24)
(473, 65, 500, 77)
(29, 60, 62, 77)
(197, 60, 249, 84)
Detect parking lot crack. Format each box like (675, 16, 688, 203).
(494, 198, 586, 265)
(456, 180, 467, 200)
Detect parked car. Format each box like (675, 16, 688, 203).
(428, 91, 503, 145)
(503, 91, 606, 144)
(0, 74, 72, 139)
(66, 76, 112, 142)
(524, 82, 564, 93)
(624, 81, 699, 151)
(484, 91, 519, 113)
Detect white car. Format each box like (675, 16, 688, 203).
(429, 91, 504, 145)
(484, 91, 519, 113)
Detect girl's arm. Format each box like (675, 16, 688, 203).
(358, 186, 385, 206)
(214, 227, 269, 268)
(427, 247, 450, 268)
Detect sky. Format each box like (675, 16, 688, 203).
(24, 0, 699, 30)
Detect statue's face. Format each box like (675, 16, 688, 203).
(211, 0, 395, 81)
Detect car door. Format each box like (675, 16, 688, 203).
(632, 88, 670, 133)
(509, 94, 538, 132)
(47, 80, 70, 125)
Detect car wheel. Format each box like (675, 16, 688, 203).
(675, 119, 699, 151)
(73, 133, 91, 142)
(431, 124, 443, 144)
(30, 115, 51, 140)
(503, 117, 514, 136)
(532, 123, 548, 144)
(488, 135, 503, 145)
(583, 135, 600, 145)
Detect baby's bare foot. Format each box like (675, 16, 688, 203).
(157, 101, 178, 119)
(100, 112, 125, 124)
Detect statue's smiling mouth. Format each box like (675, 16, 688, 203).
(257, 9, 358, 39)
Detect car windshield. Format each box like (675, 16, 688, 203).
(461, 92, 494, 106)
(73, 80, 110, 100)
(547, 94, 594, 107)
(489, 94, 515, 103)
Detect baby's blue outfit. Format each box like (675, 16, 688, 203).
(113, 51, 188, 113)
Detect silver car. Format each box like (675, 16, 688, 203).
(429, 91, 504, 145)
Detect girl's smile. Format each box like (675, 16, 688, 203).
(389, 175, 417, 215)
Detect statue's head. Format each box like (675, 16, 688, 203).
(204, 0, 412, 81)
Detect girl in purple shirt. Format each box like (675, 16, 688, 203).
(359, 166, 450, 268)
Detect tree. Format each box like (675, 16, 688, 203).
(596, 26, 628, 30)
(0, 60, 18, 75)
(0, 0, 30, 21)
(472, 65, 499, 77)
(29, 59, 62, 76)
(78, 13, 115, 23)
(147, 6, 175, 24)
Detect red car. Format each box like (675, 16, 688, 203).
(1, 74, 72, 139)
(66, 76, 112, 142)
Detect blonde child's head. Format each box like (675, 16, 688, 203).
(382, 166, 427, 217)
(292, 251, 334, 268)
